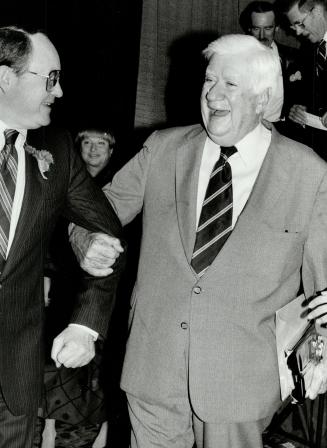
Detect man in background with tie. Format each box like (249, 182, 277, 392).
(71, 34, 327, 447)
(276, 0, 327, 159)
(0, 26, 124, 447)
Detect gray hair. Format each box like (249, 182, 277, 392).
(203, 34, 281, 97)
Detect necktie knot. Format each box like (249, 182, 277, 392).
(4, 129, 18, 147)
(220, 145, 237, 161)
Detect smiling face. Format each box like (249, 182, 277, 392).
(0, 33, 63, 130)
(250, 11, 277, 47)
(200, 53, 264, 147)
(80, 132, 112, 172)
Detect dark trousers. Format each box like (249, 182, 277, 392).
(0, 387, 38, 448)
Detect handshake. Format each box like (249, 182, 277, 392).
(69, 226, 124, 276)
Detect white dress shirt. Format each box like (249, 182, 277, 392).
(197, 123, 271, 228)
(0, 120, 27, 256)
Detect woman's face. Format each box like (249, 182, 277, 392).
(80, 132, 112, 171)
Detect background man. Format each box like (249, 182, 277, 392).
(276, 0, 327, 159)
(0, 26, 123, 447)
(72, 35, 327, 448)
(240, 0, 298, 125)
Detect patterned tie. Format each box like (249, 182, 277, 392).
(316, 39, 326, 76)
(191, 146, 237, 276)
(0, 129, 18, 262)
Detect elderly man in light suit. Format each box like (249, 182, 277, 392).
(72, 34, 327, 448)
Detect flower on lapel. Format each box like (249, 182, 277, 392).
(24, 144, 54, 179)
(289, 71, 302, 82)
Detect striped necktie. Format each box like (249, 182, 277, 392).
(191, 146, 237, 276)
(316, 39, 326, 76)
(0, 129, 18, 263)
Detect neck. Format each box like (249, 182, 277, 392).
(87, 165, 102, 178)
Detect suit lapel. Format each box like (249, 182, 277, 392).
(176, 126, 207, 263)
(204, 127, 291, 274)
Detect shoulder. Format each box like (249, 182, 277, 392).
(145, 124, 205, 148)
(273, 127, 327, 173)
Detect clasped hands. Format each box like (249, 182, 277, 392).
(70, 226, 124, 276)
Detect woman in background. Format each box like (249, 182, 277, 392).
(41, 128, 117, 448)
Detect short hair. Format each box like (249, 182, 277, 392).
(0, 26, 35, 74)
(75, 127, 116, 150)
(240, 1, 278, 32)
(275, 0, 327, 14)
(203, 34, 281, 96)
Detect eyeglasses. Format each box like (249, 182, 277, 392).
(290, 7, 314, 31)
(26, 69, 61, 92)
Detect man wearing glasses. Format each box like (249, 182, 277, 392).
(276, 0, 327, 159)
(0, 26, 124, 447)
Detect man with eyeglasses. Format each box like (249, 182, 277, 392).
(276, 0, 327, 159)
(0, 25, 124, 447)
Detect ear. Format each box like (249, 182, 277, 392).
(255, 88, 271, 114)
(0, 65, 15, 94)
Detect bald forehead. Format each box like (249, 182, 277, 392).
(29, 32, 61, 69)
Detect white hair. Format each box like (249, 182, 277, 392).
(203, 34, 281, 97)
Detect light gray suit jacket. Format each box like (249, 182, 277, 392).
(104, 124, 327, 423)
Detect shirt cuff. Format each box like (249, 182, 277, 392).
(68, 323, 98, 341)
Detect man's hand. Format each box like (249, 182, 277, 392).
(288, 104, 307, 127)
(306, 290, 327, 327)
(51, 326, 96, 368)
(70, 226, 124, 276)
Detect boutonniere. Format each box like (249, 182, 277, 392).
(289, 70, 302, 82)
(24, 144, 54, 179)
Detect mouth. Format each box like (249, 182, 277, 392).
(43, 101, 54, 108)
(211, 108, 230, 117)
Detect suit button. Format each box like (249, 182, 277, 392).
(181, 322, 188, 330)
(193, 286, 202, 294)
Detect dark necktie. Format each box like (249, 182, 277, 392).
(316, 39, 326, 76)
(191, 146, 237, 276)
(0, 129, 18, 262)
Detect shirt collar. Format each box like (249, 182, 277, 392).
(230, 122, 271, 166)
(0, 119, 27, 150)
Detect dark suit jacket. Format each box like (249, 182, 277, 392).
(105, 124, 327, 423)
(282, 42, 327, 159)
(0, 126, 124, 415)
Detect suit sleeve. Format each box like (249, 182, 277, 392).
(103, 132, 156, 226)
(303, 170, 327, 297)
(60, 134, 125, 337)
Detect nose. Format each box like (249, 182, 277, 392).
(206, 82, 224, 101)
(259, 28, 265, 39)
(52, 81, 63, 98)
